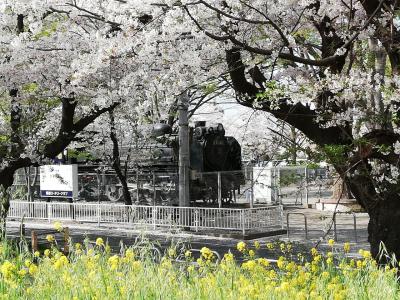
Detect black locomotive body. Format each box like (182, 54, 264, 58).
(188, 121, 243, 204)
(75, 121, 244, 205)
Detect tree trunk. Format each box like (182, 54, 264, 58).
(289, 126, 297, 165)
(368, 198, 400, 263)
(0, 186, 10, 239)
(109, 111, 132, 205)
(223, 45, 400, 262)
(118, 176, 132, 206)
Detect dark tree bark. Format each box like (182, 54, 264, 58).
(181, 0, 400, 262)
(0, 99, 120, 215)
(224, 46, 400, 262)
(109, 111, 132, 205)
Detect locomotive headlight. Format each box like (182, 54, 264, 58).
(194, 127, 203, 139)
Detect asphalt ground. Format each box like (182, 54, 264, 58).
(5, 206, 370, 261)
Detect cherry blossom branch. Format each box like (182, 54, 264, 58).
(184, 5, 344, 67)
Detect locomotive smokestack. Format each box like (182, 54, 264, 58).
(152, 123, 172, 137)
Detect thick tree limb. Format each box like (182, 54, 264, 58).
(43, 101, 120, 158)
(226, 48, 352, 145)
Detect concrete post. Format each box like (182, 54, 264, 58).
(178, 92, 190, 208)
(250, 170, 254, 208)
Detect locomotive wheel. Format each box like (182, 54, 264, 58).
(202, 187, 217, 204)
(105, 185, 123, 202)
(222, 190, 233, 204)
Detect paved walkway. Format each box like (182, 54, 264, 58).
(5, 205, 370, 260)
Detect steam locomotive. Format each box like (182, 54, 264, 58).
(150, 121, 243, 204)
(77, 121, 244, 205)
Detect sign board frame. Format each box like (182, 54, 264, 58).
(39, 165, 78, 198)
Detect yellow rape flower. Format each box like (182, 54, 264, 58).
(266, 242, 274, 250)
(362, 250, 371, 259)
(28, 264, 38, 275)
(343, 242, 351, 253)
(53, 221, 63, 232)
(328, 239, 335, 247)
(313, 255, 321, 263)
(108, 255, 119, 270)
(126, 249, 135, 259)
(311, 248, 318, 256)
(44, 249, 51, 257)
(277, 256, 286, 269)
(168, 248, 176, 258)
(257, 258, 270, 267)
(237, 241, 246, 252)
(18, 269, 27, 277)
(46, 234, 55, 243)
(254, 241, 260, 250)
(223, 252, 234, 262)
(200, 247, 214, 260)
(241, 260, 257, 271)
(248, 249, 255, 257)
(54, 255, 68, 269)
(24, 259, 32, 268)
(187, 265, 195, 273)
(1, 261, 15, 279)
(184, 250, 192, 258)
(356, 260, 362, 269)
(95, 237, 104, 247)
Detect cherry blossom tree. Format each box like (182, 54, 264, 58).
(176, 0, 400, 261)
(1, 0, 400, 261)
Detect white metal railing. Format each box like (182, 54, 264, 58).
(8, 201, 283, 234)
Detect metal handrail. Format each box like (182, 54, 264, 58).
(286, 212, 308, 240)
(8, 201, 283, 233)
(332, 212, 358, 242)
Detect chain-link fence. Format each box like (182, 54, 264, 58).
(252, 166, 334, 205)
(11, 166, 335, 207)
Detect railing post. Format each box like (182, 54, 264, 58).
(304, 215, 308, 240)
(286, 213, 290, 239)
(250, 170, 254, 208)
(48, 202, 52, 223)
(280, 205, 284, 229)
(97, 203, 101, 227)
(353, 213, 357, 242)
(153, 172, 156, 206)
(195, 209, 199, 232)
(241, 210, 246, 236)
(217, 172, 222, 208)
(304, 167, 309, 207)
(152, 207, 156, 230)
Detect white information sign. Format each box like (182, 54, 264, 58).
(40, 165, 78, 198)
